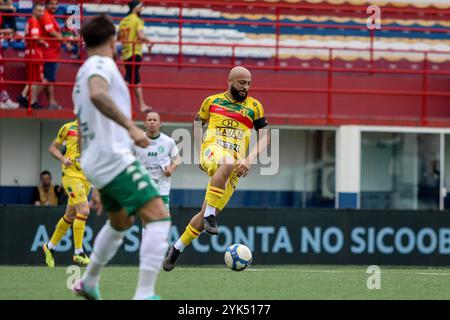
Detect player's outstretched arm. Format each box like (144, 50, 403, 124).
(235, 127, 270, 177)
(249, 127, 271, 163)
(88, 75, 149, 148)
(193, 113, 207, 159)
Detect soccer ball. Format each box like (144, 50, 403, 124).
(224, 244, 252, 271)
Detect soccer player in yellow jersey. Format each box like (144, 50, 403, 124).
(42, 120, 92, 267)
(163, 66, 270, 271)
(118, 0, 152, 113)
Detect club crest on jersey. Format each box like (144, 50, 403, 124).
(239, 108, 249, 117)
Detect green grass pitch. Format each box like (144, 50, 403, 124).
(1, 265, 450, 300)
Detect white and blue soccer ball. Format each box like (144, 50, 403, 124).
(224, 244, 252, 271)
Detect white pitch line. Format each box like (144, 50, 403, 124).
(246, 269, 360, 274)
(416, 272, 450, 276)
(246, 269, 450, 276)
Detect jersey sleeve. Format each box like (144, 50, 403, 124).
(86, 58, 114, 85)
(198, 96, 213, 120)
(40, 14, 55, 33)
(137, 18, 144, 32)
(55, 123, 68, 144)
(252, 99, 268, 130)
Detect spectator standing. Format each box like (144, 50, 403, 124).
(0, 11, 19, 109)
(118, 0, 152, 113)
(33, 170, 63, 206)
(39, 0, 63, 109)
(17, 3, 47, 109)
(0, 0, 17, 33)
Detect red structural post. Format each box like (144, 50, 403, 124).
(27, 38, 32, 115)
(178, 3, 183, 69)
(131, 41, 136, 114)
(326, 48, 333, 124)
(27, 62, 32, 115)
(275, 7, 280, 69)
(370, 28, 374, 75)
(421, 52, 429, 125)
(79, 0, 84, 59)
(231, 45, 236, 67)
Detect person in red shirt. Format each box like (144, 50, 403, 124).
(39, 0, 62, 109)
(0, 11, 19, 109)
(17, 3, 47, 109)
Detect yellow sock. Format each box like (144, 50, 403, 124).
(49, 215, 72, 247)
(205, 185, 225, 208)
(180, 224, 201, 247)
(73, 213, 87, 252)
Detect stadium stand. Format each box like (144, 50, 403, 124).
(0, 0, 449, 126)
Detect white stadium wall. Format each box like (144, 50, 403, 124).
(0, 119, 330, 204)
(0, 119, 42, 186)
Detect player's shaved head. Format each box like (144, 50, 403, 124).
(228, 66, 252, 102)
(228, 66, 251, 81)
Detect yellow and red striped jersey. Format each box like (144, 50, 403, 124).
(198, 92, 266, 159)
(54, 121, 87, 181)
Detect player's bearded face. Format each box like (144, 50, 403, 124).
(230, 85, 248, 102)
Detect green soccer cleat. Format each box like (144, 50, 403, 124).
(73, 280, 102, 300)
(42, 243, 55, 268)
(73, 252, 91, 266)
(145, 295, 161, 300)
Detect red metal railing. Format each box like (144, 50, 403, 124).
(0, 0, 449, 126)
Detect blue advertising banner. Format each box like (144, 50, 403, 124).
(1, 206, 450, 266)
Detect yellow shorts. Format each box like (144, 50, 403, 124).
(201, 144, 239, 211)
(62, 176, 91, 206)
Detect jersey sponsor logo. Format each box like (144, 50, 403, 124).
(158, 146, 165, 153)
(221, 119, 239, 128)
(216, 139, 240, 153)
(211, 104, 254, 129)
(215, 127, 244, 140)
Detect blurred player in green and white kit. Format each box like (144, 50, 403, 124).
(72, 14, 170, 300)
(134, 112, 181, 213)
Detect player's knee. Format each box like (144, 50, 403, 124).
(110, 215, 134, 231)
(64, 214, 75, 222)
(78, 208, 90, 216)
(140, 197, 170, 224)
